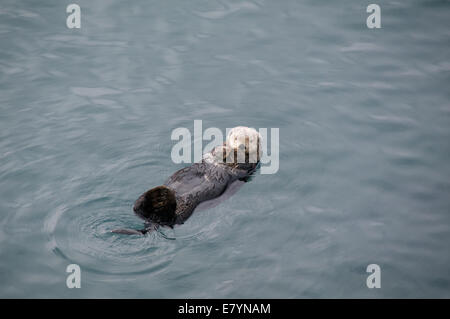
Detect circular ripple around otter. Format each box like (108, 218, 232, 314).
(45, 196, 179, 276)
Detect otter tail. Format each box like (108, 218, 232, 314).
(111, 223, 158, 236)
(110, 228, 148, 235)
(133, 185, 177, 224)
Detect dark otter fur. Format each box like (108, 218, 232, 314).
(113, 144, 259, 235)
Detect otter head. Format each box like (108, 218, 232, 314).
(133, 186, 177, 225)
(226, 126, 262, 164)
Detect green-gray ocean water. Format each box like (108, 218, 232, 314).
(0, 0, 449, 298)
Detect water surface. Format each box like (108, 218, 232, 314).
(1, 0, 450, 298)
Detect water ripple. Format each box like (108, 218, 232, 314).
(44, 196, 177, 276)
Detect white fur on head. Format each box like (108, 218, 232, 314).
(226, 126, 262, 162)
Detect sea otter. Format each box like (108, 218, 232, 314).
(113, 126, 261, 235)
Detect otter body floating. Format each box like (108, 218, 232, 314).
(112, 127, 262, 235)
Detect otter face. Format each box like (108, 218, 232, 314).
(226, 126, 262, 163)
